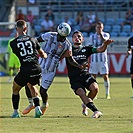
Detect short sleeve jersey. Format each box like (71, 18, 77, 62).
(39, 32, 72, 72)
(89, 32, 110, 62)
(10, 35, 41, 69)
(66, 45, 96, 79)
(128, 36, 133, 62)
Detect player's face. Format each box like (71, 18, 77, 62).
(72, 33, 84, 45)
(96, 24, 103, 34)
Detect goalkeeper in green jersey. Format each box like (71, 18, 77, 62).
(6, 33, 20, 82)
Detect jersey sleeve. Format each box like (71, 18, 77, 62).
(33, 38, 41, 50)
(128, 37, 133, 49)
(40, 32, 51, 42)
(66, 38, 72, 51)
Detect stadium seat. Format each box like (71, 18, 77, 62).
(73, 25, 81, 31)
(105, 18, 115, 26)
(119, 32, 128, 37)
(34, 25, 42, 35)
(115, 18, 125, 25)
(111, 25, 121, 34)
(122, 25, 132, 34)
(104, 25, 111, 33)
(110, 32, 118, 37)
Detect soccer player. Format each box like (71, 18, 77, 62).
(88, 21, 111, 99)
(10, 20, 47, 118)
(126, 36, 133, 93)
(65, 30, 114, 118)
(6, 32, 20, 82)
(22, 23, 85, 115)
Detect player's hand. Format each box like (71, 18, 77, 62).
(126, 51, 131, 58)
(104, 39, 114, 45)
(80, 62, 89, 69)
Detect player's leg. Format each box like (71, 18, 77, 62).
(22, 85, 35, 114)
(11, 81, 22, 118)
(40, 71, 55, 115)
(27, 83, 42, 118)
(102, 74, 110, 99)
(76, 88, 102, 118)
(100, 62, 110, 99)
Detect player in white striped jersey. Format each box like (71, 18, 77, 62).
(22, 23, 85, 115)
(88, 21, 111, 99)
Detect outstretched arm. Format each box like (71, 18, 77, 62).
(96, 39, 114, 53)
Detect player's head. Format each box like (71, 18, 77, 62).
(72, 30, 84, 46)
(95, 21, 104, 33)
(16, 20, 27, 34)
(57, 22, 71, 42)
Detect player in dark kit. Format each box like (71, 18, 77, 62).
(126, 36, 133, 93)
(64, 30, 114, 118)
(10, 20, 47, 118)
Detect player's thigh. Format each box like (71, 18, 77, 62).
(99, 62, 109, 74)
(41, 71, 56, 89)
(14, 72, 28, 87)
(89, 62, 99, 74)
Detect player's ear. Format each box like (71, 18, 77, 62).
(23, 27, 27, 32)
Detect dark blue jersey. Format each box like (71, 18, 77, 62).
(66, 45, 96, 79)
(10, 35, 41, 69)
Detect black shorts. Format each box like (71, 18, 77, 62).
(14, 66, 41, 87)
(70, 72, 97, 94)
(130, 60, 133, 74)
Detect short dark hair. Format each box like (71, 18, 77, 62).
(16, 20, 26, 28)
(72, 30, 83, 37)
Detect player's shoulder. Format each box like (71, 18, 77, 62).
(128, 36, 133, 41)
(10, 38, 17, 47)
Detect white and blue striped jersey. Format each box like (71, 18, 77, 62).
(39, 32, 72, 72)
(89, 32, 110, 62)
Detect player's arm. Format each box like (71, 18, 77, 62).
(65, 50, 85, 69)
(37, 36, 44, 43)
(126, 37, 132, 58)
(37, 49, 47, 58)
(35, 38, 47, 58)
(96, 39, 114, 53)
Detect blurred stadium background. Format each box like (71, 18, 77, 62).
(0, 0, 133, 76)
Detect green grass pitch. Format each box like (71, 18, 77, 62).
(0, 76, 133, 133)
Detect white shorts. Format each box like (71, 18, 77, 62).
(89, 62, 109, 75)
(41, 70, 56, 90)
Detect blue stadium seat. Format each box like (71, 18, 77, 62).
(104, 25, 111, 32)
(110, 32, 118, 37)
(115, 18, 125, 25)
(111, 25, 121, 34)
(105, 18, 115, 25)
(119, 32, 128, 37)
(122, 25, 132, 34)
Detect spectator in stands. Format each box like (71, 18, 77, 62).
(16, 9, 25, 21)
(121, 9, 133, 31)
(45, 8, 55, 22)
(26, 10, 35, 28)
(80, 16, 92, 35)
(87, 11, 96, 24)
(62, 16, 72, 26)
(76, 11, 84, 25)
(40, 15, 54, 32)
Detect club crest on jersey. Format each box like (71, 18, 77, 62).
(82, 49, 86, 52)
